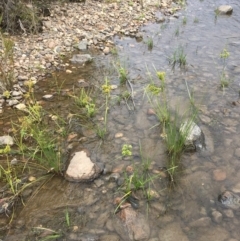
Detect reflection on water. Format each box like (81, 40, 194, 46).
(3, 0, 240, 240)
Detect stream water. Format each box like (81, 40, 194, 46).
(2, 0, 240, 240)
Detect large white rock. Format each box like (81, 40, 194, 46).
(180, 121, 202, 148)
(65, 150, 101, 182)
(0, 136, 14, 146)
(217, 5, 233, 15)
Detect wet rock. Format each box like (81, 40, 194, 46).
(212, 210, 222, 223)
(222, 209, 234, 218)
(65, 150, 102, 182)
(217, 5, 233, 15)
(180, 121, 203, 150)
(94, 179, 104, 187)
(189, 217, 211, 228)
(0, 135, 14, 146)
(158, 222, 189, 241)
(70, 54, 93, 64)
(69, 233, 99, 241)
(108, 173, 120, 182)
(114, 207, 150, 241)
(218, 191, 240, 210)
(213, 169, 226, 181)
(100, 234, 120, 241)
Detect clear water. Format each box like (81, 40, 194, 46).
(2, 0, 240, 240)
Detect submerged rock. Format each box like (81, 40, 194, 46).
(114, 206, 150, 240)
(65, 150, 102, 182)
(180, 121, 204, 150)
(217, 5, 233, 15)
(218, 191, 240, 210)
(70, 54, 92, 64)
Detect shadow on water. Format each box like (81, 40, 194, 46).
(1, 0, 240, 240)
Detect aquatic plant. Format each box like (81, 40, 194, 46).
(169, 46, 187, 68)
(219, 47, 230, 90)
(119, 66, 128, 84)
(182, 16, 187, 25)
(122, 144, 132, 157)
(146, 37, 153, 50)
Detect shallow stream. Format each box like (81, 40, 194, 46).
(2, 0, 240, 240)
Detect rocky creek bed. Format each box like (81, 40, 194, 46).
(1, 0, 240, 240)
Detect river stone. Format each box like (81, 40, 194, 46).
(180, 121, 202, 150)
(213, 169, 226, 181)
(114, 207, 150, 240)
(217, 5, 233, 15)
(77, 39, 88, 50)
(189, 217, 211, 228)
(0, 136, 14, 146)
(212, 210, 222, 223)
(158, 222, 189, 241)
(70, 54, 92, 64)
(65, 150, 101, 182)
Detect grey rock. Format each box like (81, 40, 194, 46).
(77, 39, 88, 50)
(65, 150, 101, 182)
(217, 5, 233, 15)
(114, 207, 150, 241)
(0, 136, 14, 146)
(180, 121, 203, 150)
(218, 191, 240, 210)
(70, 54, 93, 64)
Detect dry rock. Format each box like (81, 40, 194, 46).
(70, 54, 93, 64)
(217, 5, 233, 15)
(65, 150, 102, 182)
(0, 136, 14, 146)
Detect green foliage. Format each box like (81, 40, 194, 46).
(119, 66, 128, 84)
(146, 37, 153, 50)
(122, 144, 132, 157)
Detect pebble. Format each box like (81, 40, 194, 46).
(115, 132, 123, 138)
(223, 209, 234, 218)
(213, 169, 227, 181)
(42, 94, 54, 100)
(212, 210, 222, 223)
(189, 217, 211, 228)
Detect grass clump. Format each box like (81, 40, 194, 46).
(145, 70, 198, 183)
(71, 88, 96, 118)
(146, 37, 153, 50)
(169, 46, 187, 69)
(219, 47, 230, 90)
(119, 66, 128, 84)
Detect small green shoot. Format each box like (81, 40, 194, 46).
(122, 144, 132, 157)
(65, 208, 70, 227)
